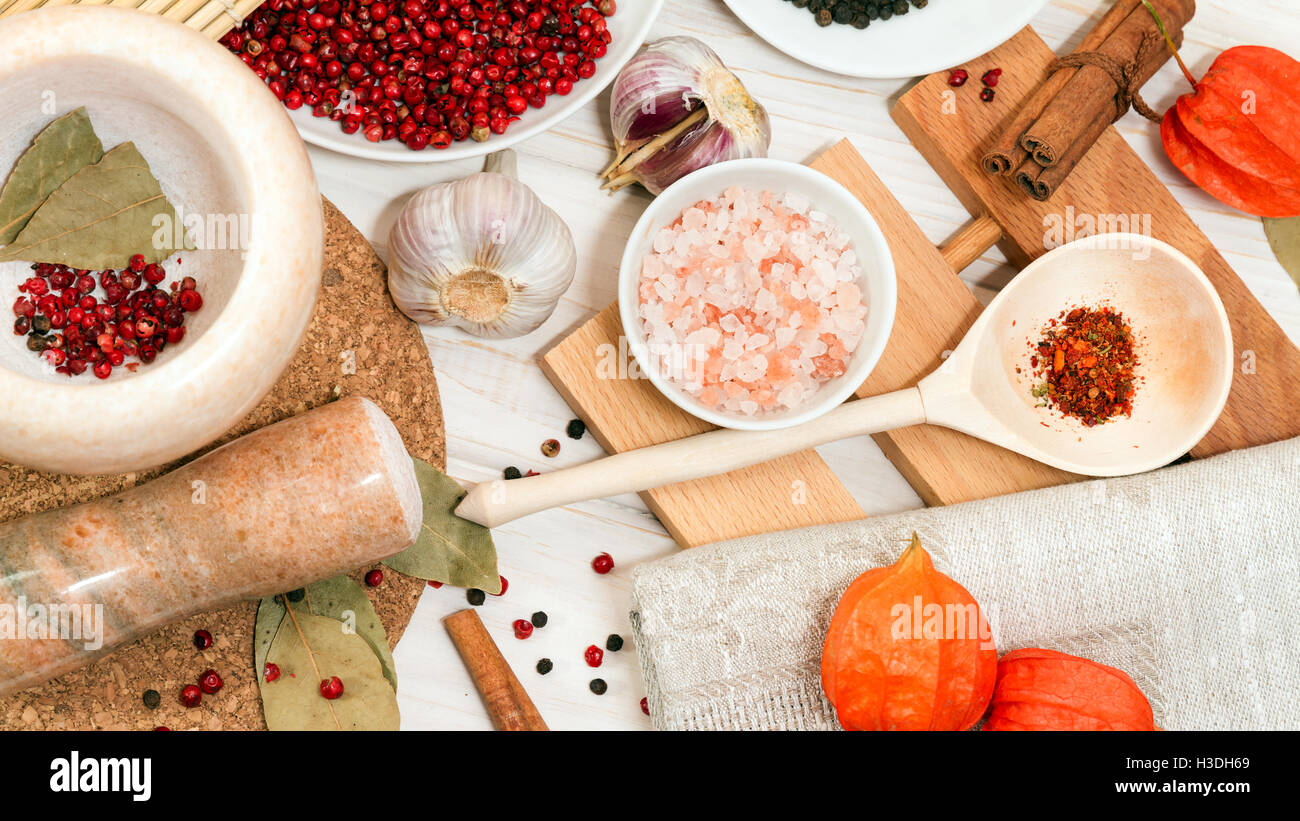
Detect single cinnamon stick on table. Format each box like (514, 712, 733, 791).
(444, 608, 549, 731)
(981, 0, 1141, 176)
(1021, 0, 1195, 167)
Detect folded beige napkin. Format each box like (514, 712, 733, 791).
(630, 437, 1300, 730)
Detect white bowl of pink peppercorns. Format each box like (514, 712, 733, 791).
(220, 0, 665, 161)
(0, 7, 322, 475)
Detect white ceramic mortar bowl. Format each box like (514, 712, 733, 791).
(618, 159, 897, 431)
(0, 7, 322, 475)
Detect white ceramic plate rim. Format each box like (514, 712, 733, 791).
(721, 0, 1049, 79)
(291, 0, 664, 162)
(618, 158, 898, 431)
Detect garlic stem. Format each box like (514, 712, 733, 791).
(600, 142, 643, 179)
(601, 171, 642, 194)
(602, 107, 708, 186)
(483, 149, 518, 179)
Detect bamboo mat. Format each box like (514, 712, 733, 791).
(0, 0, 258, 40)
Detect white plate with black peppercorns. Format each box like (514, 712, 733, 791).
(723, 0, 1049, 79)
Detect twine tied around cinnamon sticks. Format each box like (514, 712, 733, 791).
(1049, 32, 1165, 128)
(980, 0, 1196, 201)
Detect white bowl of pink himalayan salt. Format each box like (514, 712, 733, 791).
(619, 159, 896, 431)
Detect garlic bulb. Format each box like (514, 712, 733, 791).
(601, 37, 771, 195)
(388, 151, 577, 338)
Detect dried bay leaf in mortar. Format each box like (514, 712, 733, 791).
(261, 610, 400, 731)
(384, 457, 501, 593)
(0, 108, 104, 244)
(255, 576, 397, 692)
(0, 141, 181, 268)
(1263, 216, 1300, 292)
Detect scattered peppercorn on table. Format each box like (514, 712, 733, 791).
(291, 0, 1300, 730)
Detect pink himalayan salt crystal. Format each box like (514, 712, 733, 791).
(637, 186, 868, 416)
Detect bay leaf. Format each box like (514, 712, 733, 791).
(261, 610, 400, 731)
(0, 108, 104, 244)
(299, 575, 397, 691)
(0, 141, 180, 269)
(1263, 216, 1300, 293)
(384, 457, 501, 593)
(255, 575, 397, 691)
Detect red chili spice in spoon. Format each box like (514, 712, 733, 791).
(1029, 306, 1138, 426)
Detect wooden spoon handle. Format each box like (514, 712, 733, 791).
(940, 214, 1003, 273)
(444, 609, 548, 731)
(456, 388, 926, 528)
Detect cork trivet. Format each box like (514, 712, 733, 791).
(0, 198, 443, 730)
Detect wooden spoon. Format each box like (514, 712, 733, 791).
(457, 234, 1233, 528)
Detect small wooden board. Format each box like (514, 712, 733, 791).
(891, 25, 1300, 458)
(0, 199, 444, 730)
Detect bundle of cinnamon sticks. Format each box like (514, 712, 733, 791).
(982, 0, 1196, 201)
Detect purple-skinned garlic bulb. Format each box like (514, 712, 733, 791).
(601, 37, 771, 195)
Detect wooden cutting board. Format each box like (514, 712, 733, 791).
(0, 199, 443, 729)
(541, 27, 1300, 549)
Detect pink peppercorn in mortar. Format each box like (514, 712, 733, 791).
(636, 186, 869, 418)
(9, 256, 204, 380)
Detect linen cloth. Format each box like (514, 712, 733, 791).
(629, 437, 1300, 730)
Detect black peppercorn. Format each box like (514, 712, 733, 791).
(286, 588, 306, 603)
(566, 418, 586, 440)
(784, 0, 933, 30)
(531, 611, 548, 628)
(536, 658, 553, 675)
(606, 634, 624, 652)
(142, 689, 161, 709)
(467, 588, 486, 606)
(589, 678, 608, 695)
(503, 466, 522, 480)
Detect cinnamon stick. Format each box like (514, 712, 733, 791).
(1016, 1, 1192, 201)
(1016, 94, 1129, 200)
(981, 0, 1141, 176)
(444, 609, 549, 731)
(1020, 0, 1195, 168)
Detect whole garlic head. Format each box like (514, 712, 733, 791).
(388, 151, 577, 338)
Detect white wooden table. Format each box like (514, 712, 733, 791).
(307, 0, 1300, 730)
